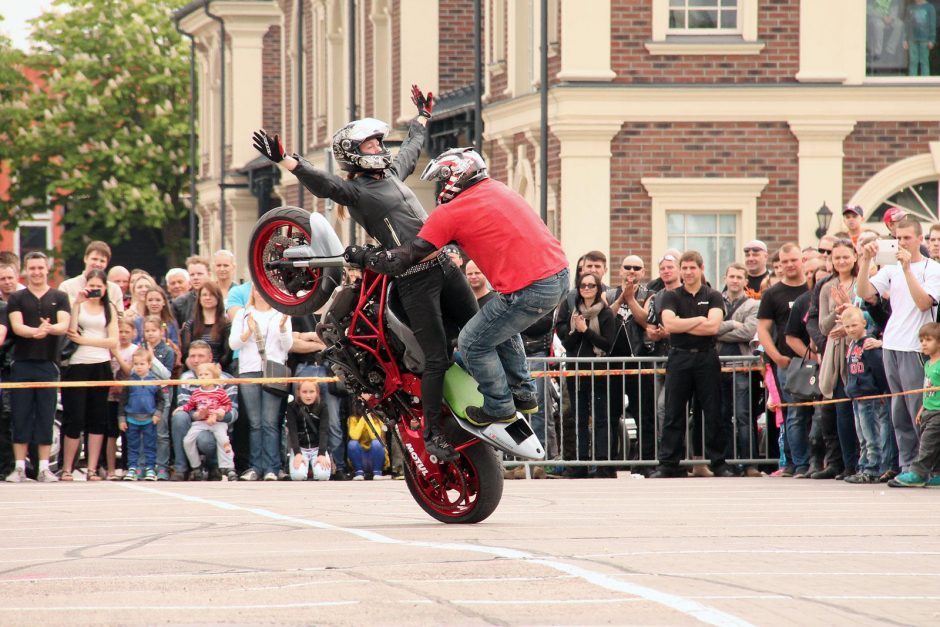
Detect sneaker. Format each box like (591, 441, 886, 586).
(464, 406, 516, 427)
(206, 467, 223, 482)
(811, 466, 842, 480)
(263, 472, 278, 481)
(792, 466, 811, 479)
(156, 468, 170, 481)
(744, 467, 764, 478)
(189, 466, 205, 481)
(37, 469, 59, 483)
(648, 466, 688, 479)
(561, 466, 589, 479)
(224, 469, 239, 482)
(532, 465, 547, 479)
(169, 469, 188, 482)
(712, 464, 738, 478)
(425, 434, 459, 463)
(691, 464, 713, 478)
(240, 469, 259, 481)
(878, 469, 899, 483)
(353, 472, 365, 481)
(123, 468, 139, 481)
(512, 394, 539, 414)
(769, 468, 787, 477)
(332, 469, 349, 481)
(372, 473, 391, 481)
(143, 468, 157, 481)
(925, 476, 940, 488)
(5, 468, 27, 483)
(888, 471, 927, 488)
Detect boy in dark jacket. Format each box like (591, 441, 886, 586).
(842, 306, 891, 484)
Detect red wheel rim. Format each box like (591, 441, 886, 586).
(413, 452, 482, 518)
(252, 219, 322, 307)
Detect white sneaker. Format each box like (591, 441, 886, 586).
(5, 468, 28, 483)
(372, 473, 390, 481)
(37, 469, 59, 483)
(239, 469, 259, 481)
(262, 472, 278, 481)
(352, 473, 364, 481)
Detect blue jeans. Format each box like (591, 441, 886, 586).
(529, 351, 549, 448)
(722, 368, 755, 463)
(775, 365, 811, 467)
(347, 439, 385, 476)
(458, 269, 568, 416)
(853, 398, 888, 475)
(295, 363, 344, 465)
(833, 380, 859, 472)
(239, 372, 284, 475)
(172, 410, 234, 473)
(126, 419, 156, 469)
(156, 392, 171, 472)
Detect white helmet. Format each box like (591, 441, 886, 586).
(331, 118, 391, 172)
(420, 147, 488, 204)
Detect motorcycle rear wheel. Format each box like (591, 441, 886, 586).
(248, 206, 342, 316)
(402, 421, 504, 524)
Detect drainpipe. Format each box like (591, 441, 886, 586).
(173, 15, 199, 256)
(347, 0, 357, 245)
(203, 0, 227, 250)
(473, 0, 482, 153)
(296, 0, 304, 210)
(539, 0, 548, 224)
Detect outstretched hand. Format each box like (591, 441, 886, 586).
(411, 84, 433, 119)
(344, 245, 369, 267)
(252, 129, 285, 163)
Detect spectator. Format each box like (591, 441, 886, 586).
(818, 239, 861, 479)
(165, 268, 191, 300)
(651, 251, 731, 478)
(929, 224, 940, 263)
(802, 247, 820, 265)
(841, 305, 891, 484)
(59, 241, 125, 314)
(108, 317, 139, 478)
(0, 259, 17, 479)
(757, 243, 808, 475)
(5, 252, 70, 483)
(126, 273, 157, 321)
(229, 286, 292, 481)
(857, 217, 940, 475)
(555, 272, 616, 478)
(141, 314, 178, 479)
(107, 266, 131, 311)
(647, 253, 681, 434)
(172, 256, 211, 324)
(212, 249, 237, 302)
(742, 240, 770, 292)
(646, 248, 681, 293)
(286, 380, 332, 481)
(118, 348, 166, 481)
(842, 206, 865, 246)
(346, 400, 390, 481)
(465, 260, 496, 306)
(0, 262, 23, 302)
(580, 251, 609, 291)
(180, 362, 235, 480)
(170, 340, 239, 481)
(59, 269, 119, 481)
(179, 280, 232, 371)
(889, 321, 940, 487)
(717, 262, 760, 476)
(133, 287, 181, 348)
(903, 0, 936, 77)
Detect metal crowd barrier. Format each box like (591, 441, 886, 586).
(509, 354, 776, 474)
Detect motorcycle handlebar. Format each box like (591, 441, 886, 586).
(265, 256, 348, 270)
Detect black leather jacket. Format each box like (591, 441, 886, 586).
(291, 120, 428, 250)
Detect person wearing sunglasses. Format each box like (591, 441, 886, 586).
(556, 273, 617, 478)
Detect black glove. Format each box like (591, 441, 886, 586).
(252, 129, 286, 163)
(344, 245, 369, 267)
(411, 84, 433, 119)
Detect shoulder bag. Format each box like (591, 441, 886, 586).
(252, 314, 291, 398)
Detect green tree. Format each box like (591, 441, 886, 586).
(0, 0, 193, 266)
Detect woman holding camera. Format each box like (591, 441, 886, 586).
(60, 269, 120, 481)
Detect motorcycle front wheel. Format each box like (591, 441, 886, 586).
(401, 419, 504, 524)
(248, 206, 343, 316)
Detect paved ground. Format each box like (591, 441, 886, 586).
(0, 474, 938, 626)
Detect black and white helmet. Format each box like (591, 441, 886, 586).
(420, 147, 488, 204)
(331, 118, 391, 172)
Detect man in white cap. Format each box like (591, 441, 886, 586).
(742, 240, 769, 292)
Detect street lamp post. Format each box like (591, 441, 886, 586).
(815, 202, 833, 239)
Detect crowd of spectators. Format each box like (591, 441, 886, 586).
(4, 203, 940, 488)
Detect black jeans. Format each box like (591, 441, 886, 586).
(659, 348, 727, 468)
(912, 409, 940, 477)
(395, 257, 478, 436)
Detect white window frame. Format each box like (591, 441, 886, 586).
(15, 216, 53, 257)
(666, 0, 742, 35)
(642, 177, 768, 273)
(666, 212, 740, 287)
(647, 0, 763, 56)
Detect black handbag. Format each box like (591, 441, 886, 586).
(252, 318, 291, 398)
(784, 349, 822, 402)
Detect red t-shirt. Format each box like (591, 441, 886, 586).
(418, 178, 568, 293)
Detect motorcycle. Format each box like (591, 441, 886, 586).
(249, 206, 545, 523)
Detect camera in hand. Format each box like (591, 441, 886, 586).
(86, 288, 102, 298)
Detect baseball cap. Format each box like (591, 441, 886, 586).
(883, 207, 906, 226)
(743, 239, 767, 253)
(843, 205, 863, 218)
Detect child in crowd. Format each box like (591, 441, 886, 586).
(842, 306, 892, 484)
(118, 348, 166, 481)
(180, 362, 235, 480)
(142, 314, 178, 480)
(107, 318, 139, 478)
(285, 380, 332, 481)
(142, 314, 178, 376)
(890, 322, 940, 488)
(347, 401, 390, 481)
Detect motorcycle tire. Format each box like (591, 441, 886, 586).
(248, 206, 343, 316)
(402, 419, 504, 524)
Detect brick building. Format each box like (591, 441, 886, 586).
(176, 0, 940, 286)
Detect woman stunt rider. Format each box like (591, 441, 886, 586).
(251, 85, 478, 463)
